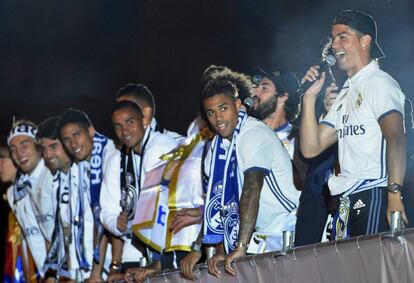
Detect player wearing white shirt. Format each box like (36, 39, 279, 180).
(59, 108, 117, 282)
(100, 101, 178, 268)
(7, 120, 53, 277)
(38, 116, 95, 281)
(300, 10, 407, 239)
(204, 117, 300, 243)
(200, 74, 299, 278)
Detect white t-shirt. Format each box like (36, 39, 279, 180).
(100, 130, 178, 262)
(321, 60, 405, 196)
(204, 117, 300, 250)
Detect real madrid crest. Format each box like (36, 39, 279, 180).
(355, 93, 363, 108)
(272, 70, 281, 77)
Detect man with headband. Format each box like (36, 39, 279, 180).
(6, 120, 55, 278)
(59, 109, 117, 282)
(300, 10, 408, 239)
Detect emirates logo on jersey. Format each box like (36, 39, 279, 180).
(336, 114, 366, 138)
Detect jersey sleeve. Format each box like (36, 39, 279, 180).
(100, 150, 123, 237)
(237, 127, 275, 174)
(364, 74, 405, 121)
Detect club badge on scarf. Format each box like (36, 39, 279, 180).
(203, 109, 247, 254)
(332, 196, 350, 240)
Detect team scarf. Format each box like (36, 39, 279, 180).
(203, 109, 247, 254)
(44, 172, 72, 278)
(13, 174, 31, 203)
(11, 171, 46, 275)
(74, 132, 108, 267)
(75, 162, 91, 269)
(120, 123, 151, 235)
(120, 147, 139, 235)
(332, 196, 350, 240)
(89, 132, 108, 262)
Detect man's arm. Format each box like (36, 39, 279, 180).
(379, 112, 408, 224)
(300, 68, 338, 158)
(224, 170, 264, 276)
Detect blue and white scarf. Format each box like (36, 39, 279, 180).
(332, 196, 350, 240)
(75, 162, 91, 270)
(13, 174, 30, 203)
(75, 132, 108, 266)
(203, 109, 247, 254)
(89, 132, 108, 262)
(44, 172, 72, 278)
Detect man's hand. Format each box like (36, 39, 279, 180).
(117, 211, 128, 232)
(124, 265, 159, 283)
(301, 65, 326, 99)
(207, 252, 225, 278)
(180, 251, 202, 280)
(386, 192, 408, 226)
(170, 208, 203, 233)
(224, 247, 246, 276)
(323, 82, 339, 113)
(107, 272, 125, 283)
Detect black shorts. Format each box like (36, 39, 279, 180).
(348, 187, 388, 237)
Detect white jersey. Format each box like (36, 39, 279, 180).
(7, 159, 54, 275)
(321, 60, 405, 196)
(100, 130, 178, 262)
(274, 122, 295, 159)
(204, 117, 300, 252)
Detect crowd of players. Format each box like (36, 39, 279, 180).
(0, 9, 412, 283)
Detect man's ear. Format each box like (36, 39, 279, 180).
(361, 34, 372, 48)
(277, 92, 289, 102)
(141, 106, 153, 127)
(235, 98, 242, 112)
(88, 126, 95, 138)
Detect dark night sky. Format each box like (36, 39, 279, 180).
(0, 0, 413, 139)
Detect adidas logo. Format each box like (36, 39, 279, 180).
(353, 199, 366, 210)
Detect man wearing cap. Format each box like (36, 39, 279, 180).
(300, 10, 407, 239)
(6, 120, 55, 277)
(250, 69, 306, 189)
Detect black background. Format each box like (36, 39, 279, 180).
(0, 0, 413, 137)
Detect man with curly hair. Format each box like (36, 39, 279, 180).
(180, 68, 300, 279)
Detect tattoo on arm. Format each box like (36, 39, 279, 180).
(238, 170, 264, 244)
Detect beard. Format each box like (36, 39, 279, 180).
(248, 95, 278, 120)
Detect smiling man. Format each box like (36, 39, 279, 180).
(200, 71, 299, 278)
(300, 10, 407, 239)
(59, 108, 117, 282)
(37, 116, 90, 282)
(37, 117, 72, 174)
(100, 101, 178, 282)
(6, 120, 55, 278)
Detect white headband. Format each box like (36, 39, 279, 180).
(7, 123, 38, 146)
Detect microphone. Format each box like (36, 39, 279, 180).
(297, 55, 336, 94)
